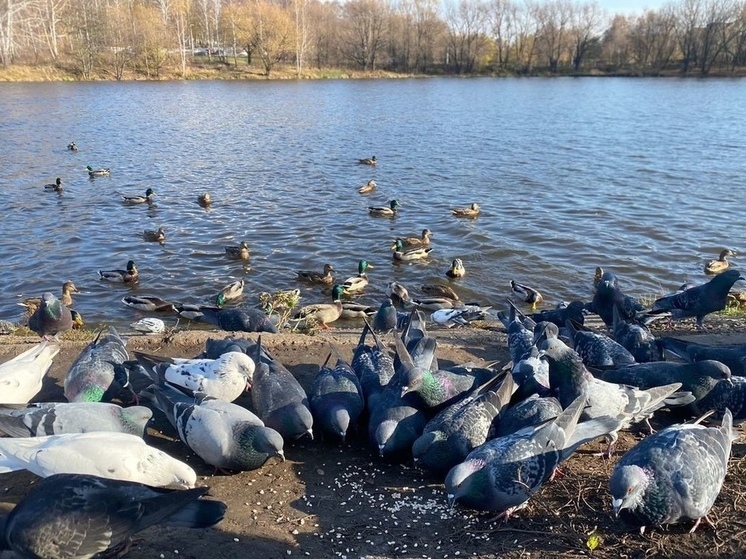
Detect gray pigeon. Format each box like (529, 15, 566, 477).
(309, 350, 364, 443)
(493, 395, 563, 438)
(646, 269, 745, 328)
(587, 271, 644, 329)
(565, 319, 636, 369)
(27, 292, 73, 340)
(351, 321, 396, 409)
(0, 473, 226, 559)
(610, 410, 734, 534)
(497, 300, 535, 364)
(510, 346, 551, 402)
(142, 384, 285, 471)
(372, 299, 399, 333)
(612, 305, 661, 363)
(412, 374, 513, 476)
(445, 395, 621, 517)
(658, 336, 746, 375)
(367, 386, 427, 460)
(198, 306, 278, 333)
(64, 327, 136, 403)
(199, 337, 255, 359)
(0, 402, 152, 438)
(251, 337, 313, 441)
(526, 300, 586, 328)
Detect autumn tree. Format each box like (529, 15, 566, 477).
(343, 0, 388, 70)
(444, 0, 489, 73)
(249, 0, 295, 77)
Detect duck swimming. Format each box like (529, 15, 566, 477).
(369, 200, 400, 218)
(142, 227, 165, 243)
(43, 178, 63, 192)
(225, 241, 250, 260)
(358, 180, 376, 194)
(397, 228, 432, 247)
(451, 203, 480, 218)
(198, 193, 212, 207)
(392, 239, 432, 261)
(705, 249, 736, 275)
(216, 279, 245, 306)
(122, 188, 156, 204)
(99, 260, 139, 283)
(86, 165, 110, 177)
(342, 260, 373, 293)
(67, 142, 78, 151)
(297, 264, 335, 285)
(446, 258, 466, 278)
(358, 156, 377, 166)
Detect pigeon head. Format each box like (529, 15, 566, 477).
(444, 458, 489, 510)
(598, 272, 619, 291)
(223, 352, 256, 387)
(237, 425, 285, 468)
(609, 464, 650, 518)
(714, 268, 745, 288)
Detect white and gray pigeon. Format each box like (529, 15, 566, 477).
(133, 350, 254, 402)
(63, 327, 134, 403)
(0, 473, 226, 559)
(0, 342, 59, 404)
(0, 431, 197, 488)
(445, 395, 622, 517)
(646, 269, 746, 328)
(142, 384, 285, 471)
(565, 319, 636, 369)
(610, 409, 735, 534)
(251, 337, 313, 441)
(309, 350, 364, 443)
(658, 336, 746, 375)
(0, 402, 152, 438)
(431, 305, 490, 328)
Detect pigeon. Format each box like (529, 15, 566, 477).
(445, 395, 621, 517)
(431, 306, 490, 328)
(610, 410, 734, 534)
(497, 300, 535, 364)
(0, 431, 197, 488)
(27, 292, 73, 340)
(611, 305, 661, 363)
(492, 394, 563, 437)
(510, 346, 551, 402)
(251, 337, 313, 441)
(142, 384, 285, 471)
(63, 327, 135, 404)
(0, 342, 59, 404)
(657, 337, 746, 375)
(133, 350, 254, 402)
(351, 321, 395, 409)
(510, 280, 543, 310)
(368, 386, 427, 459)
(309, 350, 364, 443)
(646, 269, 745, 328)
(565, 319, 636, 369)
(412, 374, 513, 476)
(199, 337, 255, 359)
(372, 298, 399, 332)
(0, 402, 152, 438)
(0, 473, 226, 559)
(587, 271, 644, 328)
(526, 300, 586, 328)
(130, 317, 166, 334)
(197, 306, 278, 333)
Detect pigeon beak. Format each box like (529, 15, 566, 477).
(612, 498, 623, 517)
(400, 386, 410, 397)
(378, 444, 386, 457)
(447, 493, 456, 510)
(726, 377, 734, 387)
(277, 450, 286, 462)
(245, 379, 252, 392)
(306, 429, 314, 441)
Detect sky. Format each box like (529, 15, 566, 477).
(598, 0, 667, 15)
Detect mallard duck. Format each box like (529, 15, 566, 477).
(122, 188, 156, 204)
(224, 241, 250, 260)
(198, 193, 212, 207)
(391, 239, 433, 261)
(342, 260, 373, 292)
(412, 296, 461, 311)
(43, 178, 63, 192)
(67, 142, 78, 151)
(131, 317, 166, 334)
(70, 309, 84, 329)
(340, 302, 378, 319)
(386, 281, 411, 307)
(142, 227, 165, 243)
(398, 229, 432, 247)
(369, 200, 400, 217)
(358, 155, 377, 166)
(358, 180, 376, 194)
(446, 258, 466, 278)
(121, 295, 174, 312)
(705, 249, 736, 275)
(18, 281, 79, 315)
(293, 284, 344, 329)
(99, 260, 138, 283)
(216, 279, 245, 306)
(510, 279, 544, 310)
(86, 165, 110, 177)
(421, 284, 459, 300)
(451, 203, 480, 218)
(297, 264, 335, 285)
(593, 266, 604, 289)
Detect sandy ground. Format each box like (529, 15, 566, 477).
(1, 317, 745, 559)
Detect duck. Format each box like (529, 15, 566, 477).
(216, 279, 245, 307)
(67, 142, 78, 151)
(398, 229, 432, 247)
(86, 165, 110, 177)
(420, 284, 459, 300)
(225, 241, 250, 260)
(121, 295, 174, 312)
(198, 193, 212, 207)
(297, 264, 335, 285)
(593, 266, 604, 290)
(70, 309, 84, 329)
(99, 260, 139, 283)
(358, 180, 376, 194)
(342, 260, 373, 293)
(451, 203, 480, 218)
(142, 227, 165, 243)
(391, 239, 433, 261)
(386, 281, 411, 307)
(445, 258, 466, 279)
(18, 281, 79, 315)
(292, 284, 344, 329)
(705, 249, 736, 275)
(43, 178, 63, 192)
(358, 155, 377, 166)
(340, 302, 378, 319)
(412, 296, 462, 311)
(368, 200, 400, 217)
(510, 279, 544, 310)
(122, 188, 156, 204)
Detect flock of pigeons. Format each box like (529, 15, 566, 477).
(1, 257, 746, 556)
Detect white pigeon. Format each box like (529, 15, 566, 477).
(431, 305, 490, 328)
(134, 350, 255, 402)
(131, 317, 166, 334)
(0, 431, 196, 488)
(0, 341, 60, 404)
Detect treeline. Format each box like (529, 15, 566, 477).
(1, 0, 746, 79)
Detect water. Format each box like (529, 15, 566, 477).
(1, 78, 745, 329)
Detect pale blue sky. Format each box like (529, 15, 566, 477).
(599, 0, 667, 15)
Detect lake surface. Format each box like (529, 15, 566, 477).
(1, 77, 745, 331)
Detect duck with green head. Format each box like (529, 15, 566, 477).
(216, 279, 245, 307)
(87, 165, 110, 177)
(369, 200, 400, 218)
(342, 260, 373, 293)
(43, 178, 63, 193)
(99, 260, 138, 283)
(391, 239, 433, 261)
(293, 285, 345, 329)
(67, 142, 78, 151)
(122, 188, 156, 204)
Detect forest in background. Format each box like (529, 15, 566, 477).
(1, 0, 746, 80)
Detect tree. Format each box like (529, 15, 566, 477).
(444, 0, 489, 73)
(600, 14, 631, 71)
(249, 0, 294, 77)
(568, 0, 604, 72)
(533, 0, 572, 73)
(343, 0, 387, 70)
(628, 8, 677, 74)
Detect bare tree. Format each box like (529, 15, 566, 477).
(568, 0, 604, 72)
(343, 0, 387, 70)
(600, 14, 630, 71)
(487, 0, 515, 71)
(444, 0, 489, 73)
(697, 0, 739, 74)
(628, 8, 677, 74)
(533, 0, 572, 73)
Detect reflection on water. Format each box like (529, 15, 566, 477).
(1, 78, 744, 329)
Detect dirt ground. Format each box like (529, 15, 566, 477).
(1, 316, 745, 559)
